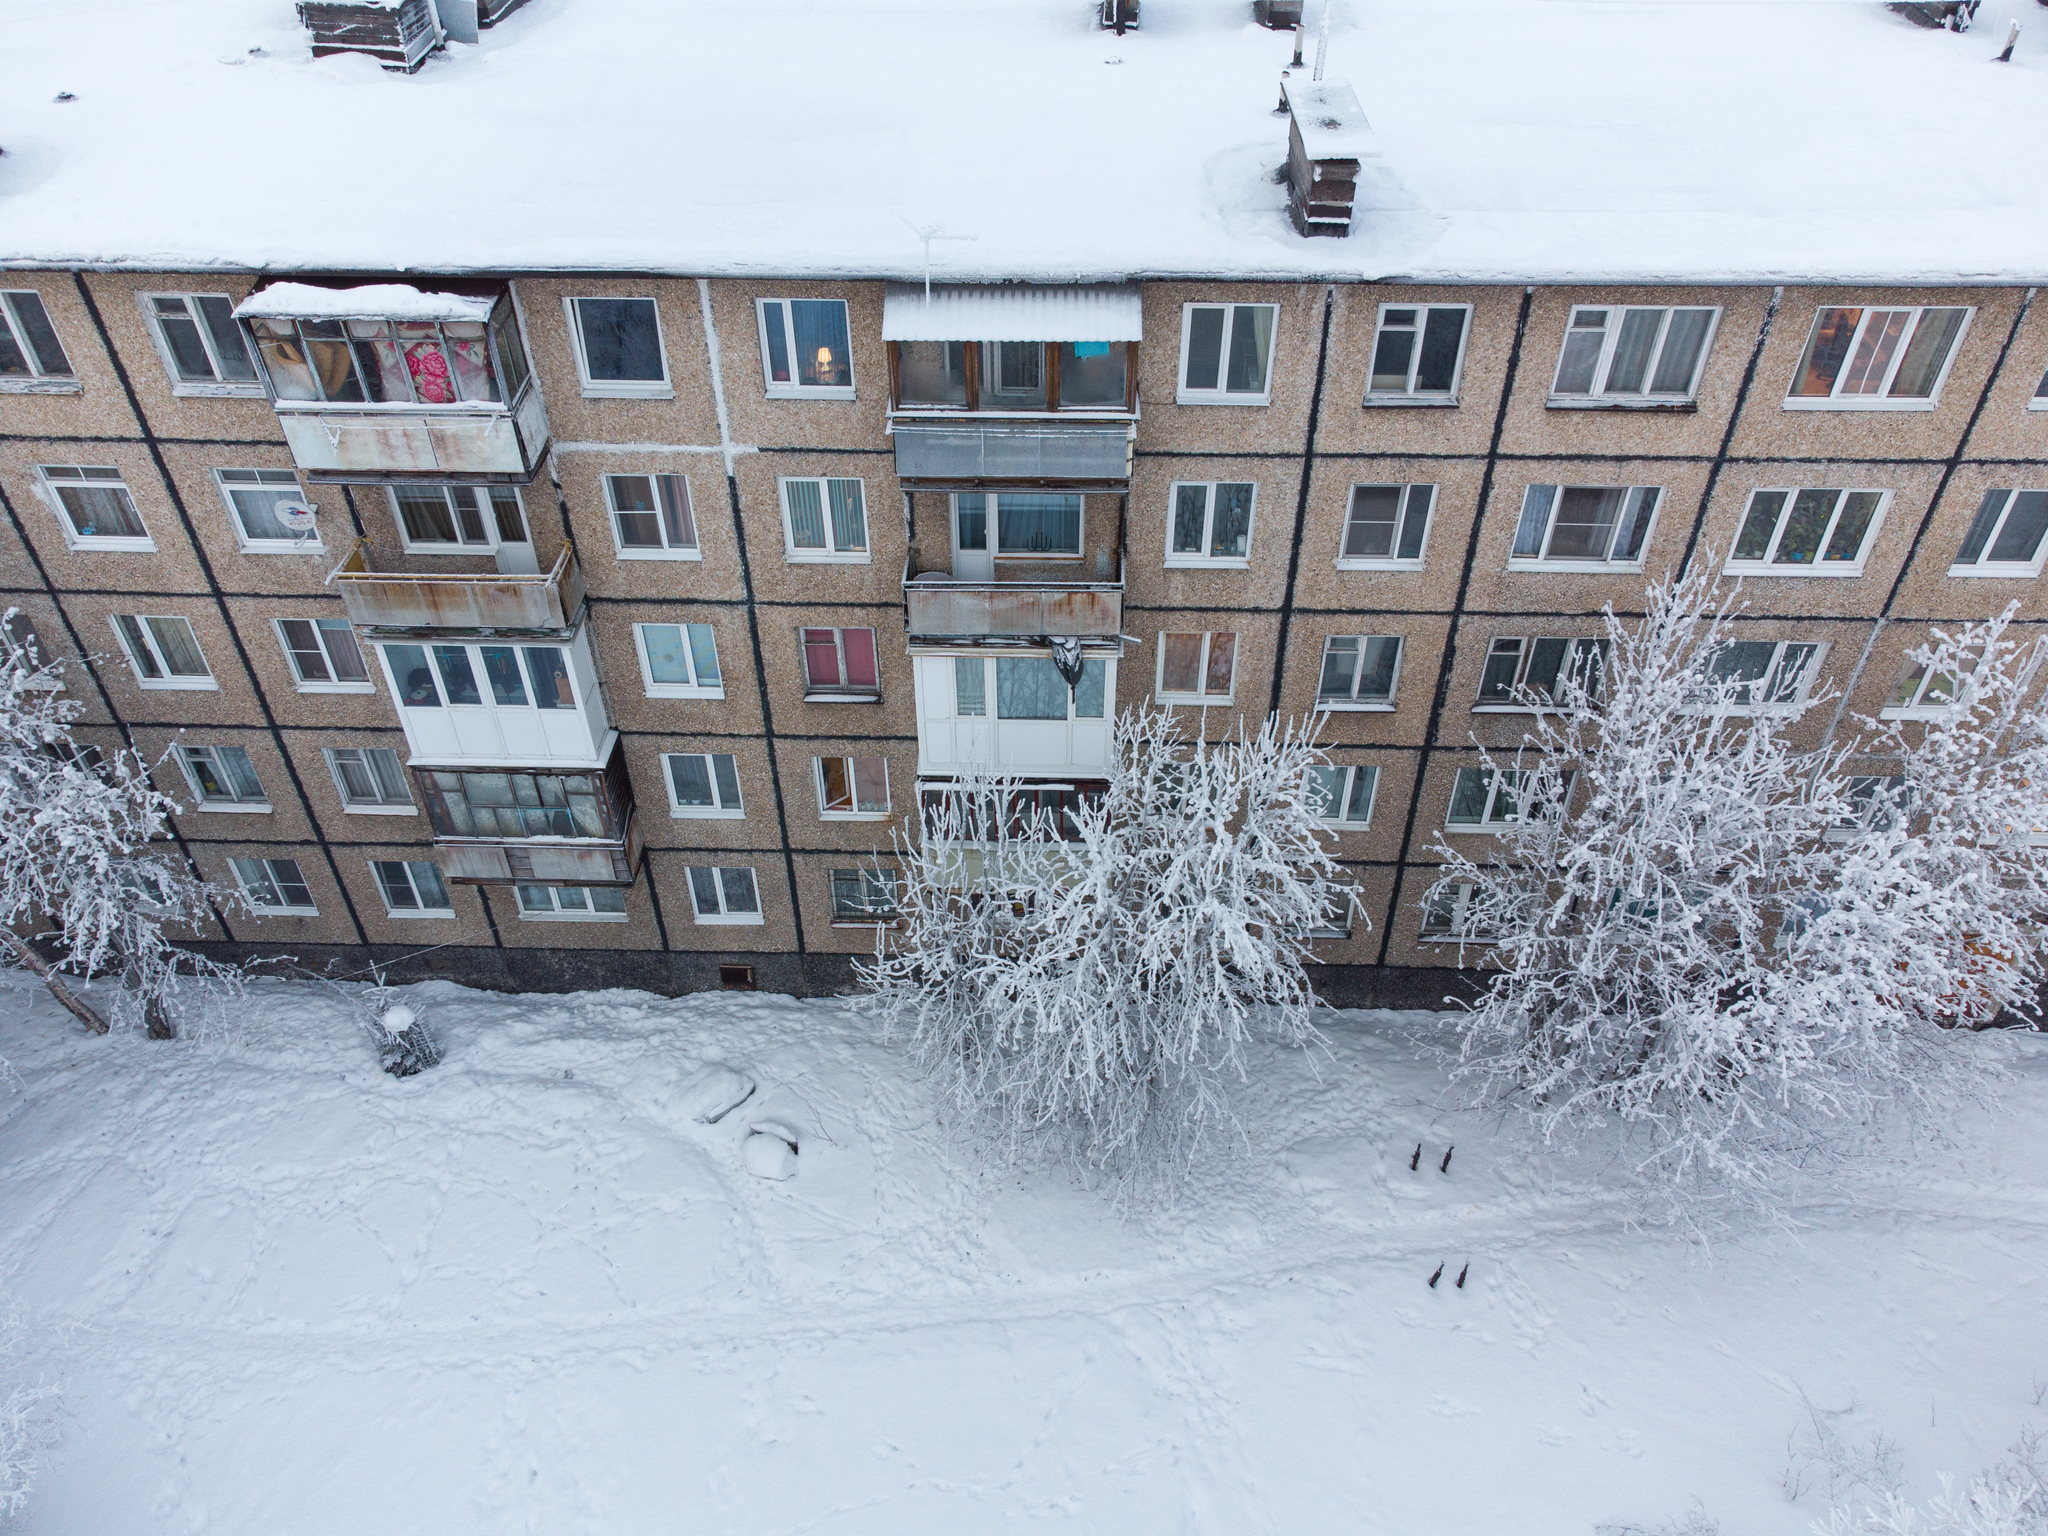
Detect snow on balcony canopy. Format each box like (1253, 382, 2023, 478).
(235, 283, 499, 324)
(883, 284, 1142, 344)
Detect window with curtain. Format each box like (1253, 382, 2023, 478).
(664, 752, 744, 817)
(382, 642, 576, 714)
(324, 747, 412, 811)
(0, 290, 73, 384)
(688, 866, 763, 923)
(830, 869, 901, 923)
(1788, 305, 1971, 407)
(1549, 305, 1718, 402)
(1317, 636, 1402, 707)
(758, 299, 853, 394)
(635, 623, 723, 697)
(390, 485, 525, 553)
(1156, 632, 1236, 701)
(1728, 488, 1888, 575)
(782, 477, 868, 559)
(800, 627, 879, 697)
(233, 857, 316, 912)
(177, 744, 267, 808)
(816, 756, 890, 818)
(249, 313, 509, 405)
(1477, 636, 1609, 708)
(276, 618, 369, 691)
(995, 493, 1081, 557)
(1511, 485, 1660, 566)
(1167, 483, 1254, 563)
(995, 657, 1105, 720)
(372, 860, 453, 916)
(1705, 640, 1823, 709)
(1308, 765, 1378, 826)
(517, 885, 628, 920)
(216, 468, 313, 549)
(605, 473, 697, 556)
(112, 614, 213, 689)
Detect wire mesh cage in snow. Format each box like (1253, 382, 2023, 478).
(376, 1002, 441, 1077)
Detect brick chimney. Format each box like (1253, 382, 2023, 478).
(1281, 78, 1376, 237)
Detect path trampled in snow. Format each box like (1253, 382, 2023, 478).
(0, 973, 2041, 1533)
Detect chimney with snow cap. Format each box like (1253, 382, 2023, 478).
(1282, 77, 1375, 237)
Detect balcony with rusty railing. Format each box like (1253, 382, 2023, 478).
(327, 539, 585, 638)
(902, 554, 1124, 649)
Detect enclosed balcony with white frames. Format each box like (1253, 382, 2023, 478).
(234, 281, 548, 484)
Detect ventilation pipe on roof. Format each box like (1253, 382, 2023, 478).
(1253, 0, 1305, 27)
(1099, 0, 1140, 33)
(1281, 77, 1374, 238)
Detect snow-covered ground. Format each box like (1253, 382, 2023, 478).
(0, 970, 2041, 1533)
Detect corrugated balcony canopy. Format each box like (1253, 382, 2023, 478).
(883, 283, 1142, 343)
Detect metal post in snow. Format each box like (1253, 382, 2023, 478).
(1995, 19, 2020, 60)
(1313, 0, 1331, 81)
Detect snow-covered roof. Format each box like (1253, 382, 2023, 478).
(234, 282, 499, 322)
(882, 284, 1144, 342)
(1, 0, 2043, 284)
(1282, 79, 1376, 164)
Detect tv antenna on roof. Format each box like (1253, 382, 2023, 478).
(900, 217, 978, 303)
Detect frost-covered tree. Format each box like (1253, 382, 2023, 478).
(859, 705, 1347, 1188)
(0, 615, 243, 1037)
(1427, 564, 2038, 1213)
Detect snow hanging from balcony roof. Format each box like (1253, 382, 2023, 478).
(0, 0, 2045, 283)
(235, 283, 499, 323)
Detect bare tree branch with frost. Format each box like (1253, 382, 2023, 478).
(858, 705, 1347, 1190)
(0, 1309, 59, 1521)
(1428, 563, 2031, 1217)
(0, 616, 244, 1037)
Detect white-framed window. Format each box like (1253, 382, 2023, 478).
(1366, 303, 1470, 402)
(36, 466, 153, 552)
(563, 297, 670, 397)
(1316, 635, 1402, 710)
(371, 859, 453, 917)
(1166, 482, 1255, 566)
(111, 615, 214, 690)
(516, 884, 628, 921)
(1883, 643, 1977, 720)
(1787, 305, 1972, 410)
(1477, 637, 1608, 709)
(1510, 485, 1660, 569)
(800, 626, 880, 700)
(781, 477, 868, 561)
(663, 752, 744, 818)
(687, 865, 764, 925)
(1310, 884, 1363, 939)
(634, 623, 723, 699)
(0, 290, 75, 391)
(1950, 489, 2048, 576)
(215, 469, 317, 552)
(756, 298, 854, 398)
(829, 868, 901, 925)
(248, 312, 520, 406)
(1706, 639, 1824, 710)
(176, 744, 268, 811)
(1549, 305, 1718, 404)
(140, 293, 260, 394)
(233, 857, 316, 914)
(275, 617, 371, 692)
(1308, 763, 1379, 826)
(323, 746, 413, 813)
(816, 756, 889, 820)
(953, 492, 1084, 560)
(1177, 302, 1277, 405)
(390, 484, 527, 555)
(382, 639, 579, 719)
(1446, 767, 1559, 830)
(1827, 775, 1910, 842)
(1421, 880, 1493, 941)
(1338, 483, 1434, 569)
(604, 473, 698, 559)
(1156, 631, 1237, 703)
(1728, 488, 1888, 576)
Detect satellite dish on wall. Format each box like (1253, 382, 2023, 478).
(274, 500, 319, 534)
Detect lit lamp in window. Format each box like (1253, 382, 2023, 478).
(814, 346, 834, 384)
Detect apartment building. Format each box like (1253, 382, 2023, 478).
(2, 2, 2043, 1002)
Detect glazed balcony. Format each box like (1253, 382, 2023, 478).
(327, 540, 585, 639)
(419, 748, 641, 888)
(234, 281, 549, 484)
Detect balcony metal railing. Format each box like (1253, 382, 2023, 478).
(327, 539, 586, 636)
(903, 556, 1124, 643)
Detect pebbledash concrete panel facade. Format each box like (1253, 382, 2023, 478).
(0, 270, 2043, 1004)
